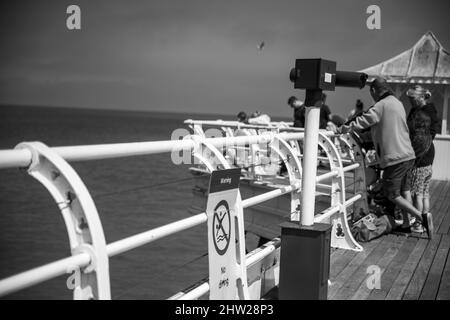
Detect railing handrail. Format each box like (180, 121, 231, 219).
(185, 119, 341, 136)
(185, 119, 297, 130)
(435, 134, 450, 141)
(0, 132, 306, 169)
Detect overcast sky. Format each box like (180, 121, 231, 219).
(0, 0, 449, 118)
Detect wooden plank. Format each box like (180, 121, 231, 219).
(431, 181, 448, 199)
(443, 181, 450, 198)
(328, 237, 382, 299)
(437, 238, 450, 300)
(424, 180, 447, 231)
(331, 235, 397, 300)
(431, 180, 449, 215)
(436, 180, 450, 201)
(442, 201, 450, 236)
(420, 234, 450, 300)
(440, 182, 450, 235)
(330, 249, 357, 279)
(403, 234, 442, 300)
(367, 236, 418, 300)
(431, 181, 445, 202)
(423, 181, 450, 237)
(329, 180, 449, 300)
(350, 235, 406, 300)
(386, 238, 428, 299)
(437, 201, 450, 235)
(430, 181, 445, 209)
(432, 188, 450, 236)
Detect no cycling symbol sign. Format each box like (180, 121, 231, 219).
(213, 200, 231, 255)
(207, 168, 240, 256)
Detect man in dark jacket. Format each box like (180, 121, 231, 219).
(319, 93, 331, 129)
(288, 94, 331, 129)
(287, 96, 305, 128)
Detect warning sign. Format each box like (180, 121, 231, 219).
(206, 168, 242, 299)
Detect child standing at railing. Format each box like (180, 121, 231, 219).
(406, 85, 440, 233)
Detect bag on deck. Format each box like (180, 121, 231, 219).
(351, 213, 394, 242)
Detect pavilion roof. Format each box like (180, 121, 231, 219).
(359, 31, 450, 85)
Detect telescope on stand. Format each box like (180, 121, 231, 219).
(280, 58, 368, 300)
(289, 58, 368, 105)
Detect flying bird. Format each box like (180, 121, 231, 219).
(257, 41, 265, 51)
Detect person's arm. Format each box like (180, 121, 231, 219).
(424, 104, 440, 138)
(340, 104, 382, 133)
(347, 109, 355, 120)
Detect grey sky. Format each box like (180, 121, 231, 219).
(0, 0, 449, 119)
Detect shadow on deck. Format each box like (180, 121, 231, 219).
(329, 180, 450, 300)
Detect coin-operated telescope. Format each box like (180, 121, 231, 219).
(289, 58, 368, 106)
(279, 59, 368, 300)
(288, 58, 368, 226)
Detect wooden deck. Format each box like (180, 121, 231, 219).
(329, 180, 450, 300)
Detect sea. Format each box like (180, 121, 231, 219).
(0, 104, 259, 300)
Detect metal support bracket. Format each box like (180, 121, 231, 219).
(338, 133, 369, 221)
(317, 134, 363, 252)
(15, 142, 111, 299)
(268, 136, 302, 221)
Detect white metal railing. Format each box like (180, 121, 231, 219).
(0, 126, 366, 299)
(186, 119, 369, 217)
(0, 134, 302, 169)
(0, 213, 208, 297)
(184, 119, 296, 131)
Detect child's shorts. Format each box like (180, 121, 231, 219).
(411, 165, 432, 197)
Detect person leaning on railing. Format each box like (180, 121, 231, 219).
(346, 99, 365, 124)
(237, 111, 249, 124)
(337, 76, 433, 239)
(248, 111, 271, 125)
(287, 96, 305, 128)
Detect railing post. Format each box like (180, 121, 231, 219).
(281, 59, 339, 300)
(300, 106, 321, 226)
(279, 101, 332, 300)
